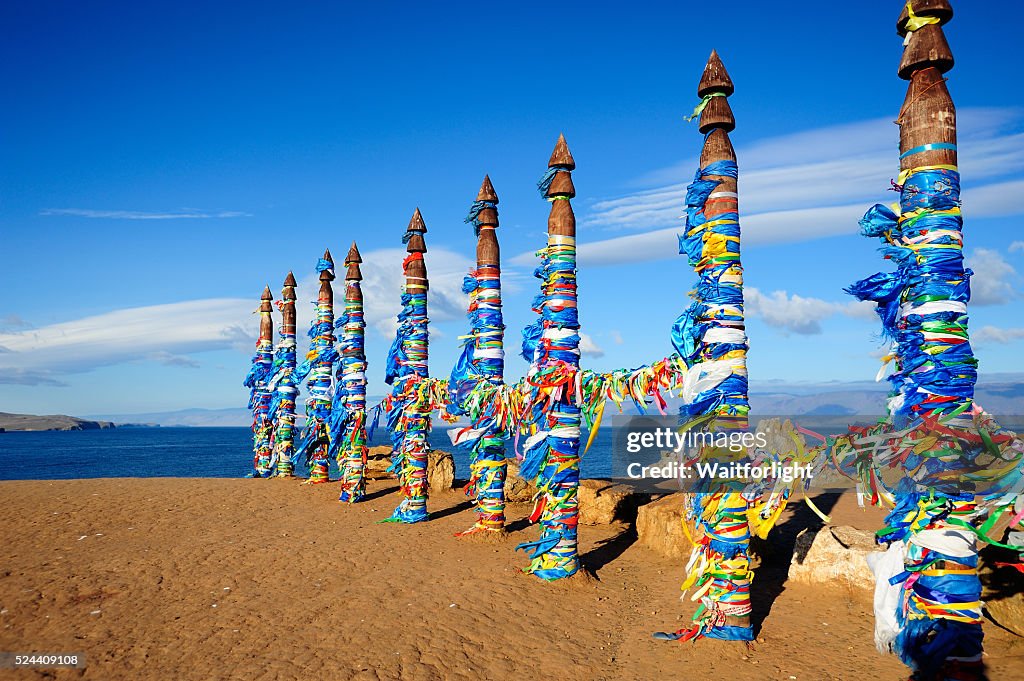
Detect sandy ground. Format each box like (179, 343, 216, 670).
(0, 478, 1021, 681)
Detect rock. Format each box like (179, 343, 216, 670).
(985, 590, 1024, 637)
(427, 450, 455, 491)
(504, 462, 537, 503)
(636, 493, 691, 559)
(578, 480, 641, 525)
(365, 445, 392, 479)
(981, 529, 1024, 637)
(788, 525, 880, 589)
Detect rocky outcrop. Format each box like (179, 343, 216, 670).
(364, 445, 455, 492)
(365, 445, 393, 479)
(788, 525, 880, 588)
(0, 412, 115, 432)
(504, 462, 537, 503)
(578, 480, 642, 525)
(427, 450, 455, 491)
(635, 493, 691, 559)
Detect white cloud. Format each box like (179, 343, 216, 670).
(291, 247, 475, 340)
(0, 247, 478, 385)
(0, 298, 257, 384)
(40, 208, 250, 220)
(610, 330, 624, 345)
(967, 248, 1018, 306)
(524, 107, 1024, 267)
(744, 287, 873, 335)
(579, 332, 604, 357)
(972, 326, 1024, 345)
(1010, 241, 1024, 253)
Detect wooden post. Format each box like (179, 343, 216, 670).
(338, 242, 369, 502)
(668, 51, 753, 642)
(303, 249, 336, 484)
(453, 175, 508, 535)
(385, 210, 433, 523)
(272, 272, 299, 477)
(883, 3, 984, 677)
(516, 135, 583, 579)
(246, 286, 275, 476)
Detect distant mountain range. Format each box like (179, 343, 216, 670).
(83, 377, 1024, 427)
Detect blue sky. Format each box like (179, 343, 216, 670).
(1, 1, 1022, 415)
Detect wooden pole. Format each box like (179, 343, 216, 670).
(671, 51, 753, 642)
(247, 286, 275, 476)
(304, 249, 336, 484)
(517, 135, 583, 579)
(273, 272, 298, 477)
(884, 3, 984, 677)
(338, 243, 369, 502)
(453, 175, 508, 535)
(386, 210, 433, 523)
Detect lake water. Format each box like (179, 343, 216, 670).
(0, 426, 615, 481)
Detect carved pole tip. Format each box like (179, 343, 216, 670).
(698, 50, 735, 97)
(897, 0, 953, 35)
(477, 175, 499, 203)
(548, 134, 576, 169)
(284, 271, 297, 287)
(408, 207, 427, 233)
(346, 242, 362, 264)
(261, 285, 273, 300)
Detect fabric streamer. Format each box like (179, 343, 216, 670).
(244, 287, 275, 477)
(449, 177, 508, 535)
(334, 243, 369, 503)
(294, 253, 338, 484)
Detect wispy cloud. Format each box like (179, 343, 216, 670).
(973, 326, 1024, 345)
(0, 298, 258, 382)
(966, 248, 1019, 306)
(745, 287, 873, 335)
(523, 107, 1024, 267)
(0, 369, 70, 387)
(579, 332, 604, 358)
(0, 246, 480, 384)
(40, 208, 251, 220)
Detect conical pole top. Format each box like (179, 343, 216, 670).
(897, 0, 953, 35)
(346, 242, 363, 281)
(261, 285, 273, 301)
(477, 174, 499, 203)
(697, 49, 734, 97)
(283, 271, 297, 302)
(548, 134, 576, 169)
(408, 207, 427, 233)
(346, 241, 362, 264)
(320, 249, 335, 282)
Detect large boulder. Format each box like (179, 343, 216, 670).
(636, 493, 691, 559)
(504, 462, 537, 503)
(981, 529, 1024, 637)
(427, 450, 455, 491)
(788, 525, 880, 588)
(578, 480, 641, 525)
(365, 445, 393, 479)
